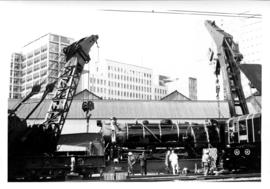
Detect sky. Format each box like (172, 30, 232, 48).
(0, 0, 267, 101)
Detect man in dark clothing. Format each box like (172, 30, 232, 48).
(128, 152, 136, 175)
(139, 151, 147, 175)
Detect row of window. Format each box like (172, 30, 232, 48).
(10, 78, 21, 85)
(50, 34, 73, 44)
(10, 70, 21, 77)
(108, 82, 152, 93)
(92, 87, 152, 100)
(23, 53, 48, 69)
(108, 72, 152, 85)
(21, 69, 47, 84)
(9, 93, 21, 99)
(108, 65, 152, 78)
(89, 77, 153, 93)
(27, 45, 48, 59)
(154, 88, 167, 95)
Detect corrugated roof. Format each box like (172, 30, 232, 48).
(8, 99, 257, 120)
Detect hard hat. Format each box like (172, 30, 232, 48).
(128, 152, 132, 156)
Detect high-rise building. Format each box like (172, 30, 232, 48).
(9, 53, 23, 99)
(78, 59, 168, 100)
(188, 77, 197, 100)
(20, 33, 74, 97)
(9, 34, 167, 100)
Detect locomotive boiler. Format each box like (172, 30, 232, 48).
(100, 119, 224, 158)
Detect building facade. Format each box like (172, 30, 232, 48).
(79, 59, 168, 100)
(19, 33, 74, 97)
(9, 53, 23, 99)
(10, 34, 168, 100)
(188, 77, 197, 100)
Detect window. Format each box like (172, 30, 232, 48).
(41, 45, 47, 52)
(40, 70, 47, 77)
(49, 61, 58, 70)
(41, 53, 47, 60)
(27, 60, 33, 66)
(26, 75, 32, 81)
(27, 52, 33, 59)
(61, 36, 72, 44)
(21, 63, 26, 69)
(50, 34, 59, 42)
(33, 72, 39, 79)
(49, 43, 59, 52)
(49, 53, 58, 61)
(27, 67, 32, 74)
(34, 56, 40, 64)
(34, 48, 40, 55)
(34, 64, 40, 71)
(239, 120, 247, 135)
(41, 61, 47, 68)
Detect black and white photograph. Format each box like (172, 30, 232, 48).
(0, 0, 268, 183)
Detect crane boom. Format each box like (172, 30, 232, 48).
(43, 35, 99, 140)
(205, 20, 249, 117)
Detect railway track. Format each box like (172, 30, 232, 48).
(126, 173, 261, 182)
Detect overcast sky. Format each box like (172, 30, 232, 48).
(0, 0, 267, 100)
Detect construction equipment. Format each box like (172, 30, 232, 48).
(205, 20, 261, 172)
(8, 35, 104, 181)
(205, 20, 249, 117)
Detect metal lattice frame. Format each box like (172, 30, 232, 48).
(43, 35, 98, 141)
(205, 20, 249, 117)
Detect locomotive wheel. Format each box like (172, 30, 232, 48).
(234, 149, 240, 156)
(244, 148, 251, 156)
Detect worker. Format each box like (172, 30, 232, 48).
(127, 152, 136, 175)
(169, 149, 179, 175)
(110, 117, 118, 143)
(165, 148, 171, 173)
(202, 149, 211, 176)
(139, 151, 147, 175)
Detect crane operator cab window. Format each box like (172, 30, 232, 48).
(238, 118, 248, 143)
(228, 119, 239, 144)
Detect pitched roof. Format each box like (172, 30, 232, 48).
(160, 90, 191, 101)
(74, 89, 102, 100)
(8, 99, 257, 120)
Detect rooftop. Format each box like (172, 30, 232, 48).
(8, 99, 257, 120)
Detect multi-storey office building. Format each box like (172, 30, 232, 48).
(20, 33, 74, 97)
(10, 34, 167, 100)
(9, 53, 23, 99)
(79, 59, 168, 100)
(188, 77, 197, 100)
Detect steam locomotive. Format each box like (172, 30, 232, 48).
(100, 112, 261, 171)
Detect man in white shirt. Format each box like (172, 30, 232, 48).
(169, 150, 179, 175)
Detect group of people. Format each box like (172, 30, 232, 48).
(165, 149, 179, 175)
(127, 151, 147, 176)
(109, 116, 217, 176)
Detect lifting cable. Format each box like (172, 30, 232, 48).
(216, 75, 221, 119)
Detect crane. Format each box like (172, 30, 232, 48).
(205, 20, 249, 117)
(43, 35, 99, 143)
